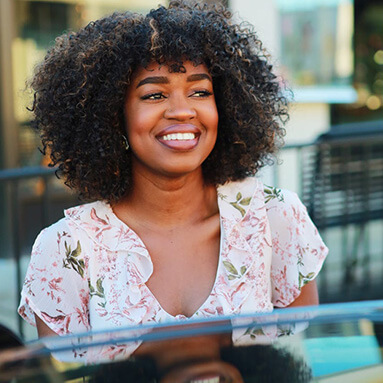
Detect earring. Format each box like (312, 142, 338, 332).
(122, 135, 130, 151)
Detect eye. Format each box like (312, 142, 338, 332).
(191, 90, 213, 98)
(141, 92, 167, 101)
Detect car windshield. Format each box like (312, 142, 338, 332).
(1, 301, 383, 383)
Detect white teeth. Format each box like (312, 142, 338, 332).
(189, 378, 220, 383)
(161, 133, 196, 141)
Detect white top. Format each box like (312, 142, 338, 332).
(19, 177, 328, 360)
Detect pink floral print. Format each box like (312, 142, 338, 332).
(18, 177, 328, 360)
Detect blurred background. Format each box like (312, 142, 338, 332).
(0, 0, 382, 340)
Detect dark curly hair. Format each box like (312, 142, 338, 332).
(89, 345, 311, 383)
(30, 0, 288, 203)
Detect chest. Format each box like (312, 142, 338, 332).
(140, 216, 221, 317)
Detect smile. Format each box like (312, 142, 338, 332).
(189, 377, 220, 383)
(161, 133, 197, 141)
(156, 128, 200, 151)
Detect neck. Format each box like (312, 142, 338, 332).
(113, 167, 218, 230)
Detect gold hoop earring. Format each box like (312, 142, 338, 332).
(122, 135, 130, 151)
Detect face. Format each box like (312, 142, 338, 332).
(160, 360, 244, 383)
(124, 61, 218, 180)
(134, 332, 240, 383)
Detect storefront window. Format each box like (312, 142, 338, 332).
(277, 0, 356, 103)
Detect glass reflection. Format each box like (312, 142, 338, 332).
(0, 302, 383, 383)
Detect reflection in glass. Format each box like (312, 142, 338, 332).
(1, 301, 383, 382)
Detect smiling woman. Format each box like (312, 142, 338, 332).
(18, 0, 328, 362)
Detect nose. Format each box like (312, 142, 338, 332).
(163, 95, 197, 121)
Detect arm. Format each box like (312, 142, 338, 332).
(267, 189, 328, 308)
(35, 314, 57, 338)
(286, 280, 319, 308)
(19, 221, 89, 337)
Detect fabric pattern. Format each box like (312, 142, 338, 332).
(18, 177, 328, 360)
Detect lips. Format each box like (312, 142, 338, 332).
(156, 124, 201, 151)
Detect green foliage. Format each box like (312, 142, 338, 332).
(229, 192, 252, 217)
(264, 185, 284, 204)
(298, 272, 316, 289)
(63, 240, 85, 278)
(223, 261, 247, 280)
(89, 278, 107, 308)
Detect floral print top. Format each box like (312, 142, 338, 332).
(18, 177, 328, 360)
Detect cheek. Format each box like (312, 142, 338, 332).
(207, 106, 219, 152)
(212, 111, 219, 133)
(198, 98, 218, 130)
(210, 98, 219, 123)
(207, 103, 219, 136)
(125, 106, 153, 138)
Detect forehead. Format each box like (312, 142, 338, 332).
(130, 61, 210, 84)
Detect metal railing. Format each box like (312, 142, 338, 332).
(277, 134, 383, 304)
(0, 166, 79, 336)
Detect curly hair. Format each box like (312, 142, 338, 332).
(90, 345, 311, 383)
(30, 0, 288, 203)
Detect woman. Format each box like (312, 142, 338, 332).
(18, 1, 328, 360)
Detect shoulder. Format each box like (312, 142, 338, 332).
(217, 176, 264, 208)
(217, 177, 303, 219)
(221, 178, 312, 236)
(217, 177, 263, 220)
(263, 184, 304, 216)
(218, 176, 259, 197)
(218, 177, 302, 212)
(261, 184, 327, 259)
(263, 184, 300, 206)
(33, 216, 71, 252)
(262, 184, 311, 236)
(33, 201, 108, 252)
(64, 200, 109, 225)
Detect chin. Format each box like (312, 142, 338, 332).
(157, 162, 205, 179)
(160, 168, 202, 179)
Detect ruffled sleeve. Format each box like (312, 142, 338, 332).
(18, 218, 90, 335)
(266, 187, 328, 307)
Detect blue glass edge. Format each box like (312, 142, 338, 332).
(23, 300, 383, 356)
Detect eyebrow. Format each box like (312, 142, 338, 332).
(136, 73, 212, 88)
(186, 73, 212, 83)
(136, 76, 169, 88)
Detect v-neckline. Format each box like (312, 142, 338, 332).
(106, 199, 224, 320)
(144, 218, 224, 319)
